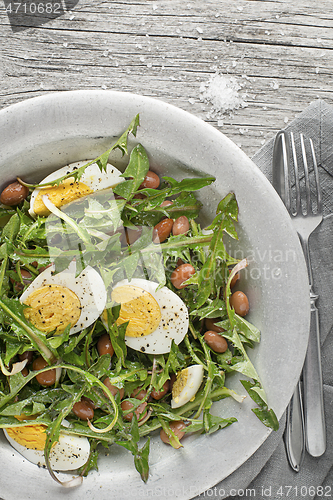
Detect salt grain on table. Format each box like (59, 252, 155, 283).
(199, 73, 247, 118)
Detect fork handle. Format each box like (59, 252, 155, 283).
(302, 293, 326, 457)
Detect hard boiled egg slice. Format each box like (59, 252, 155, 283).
(3, 422, 90, 471)
(103, 278, 189, 354)
(29, 160, 124, 217)
(20, 260, 106, 335)
(171, 364, 204, 408)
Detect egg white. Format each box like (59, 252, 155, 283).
(171, 364, 204, 408)
(3, 423, 90, 471)
(29, 160, 124, 217)
(108, 278, 189, 355)
(20, 260, 107, 335)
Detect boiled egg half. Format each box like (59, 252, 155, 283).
(102, 278, 189, 354)
(29, 160, 123, 217)
(171, 364, 204, 408)
(3, 420, 90, 471)
(20, 260, 107, 335)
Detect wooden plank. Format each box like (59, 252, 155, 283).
(0, 0, 332, 156)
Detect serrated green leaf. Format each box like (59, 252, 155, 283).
(2, 213, 20, 242)
(235, 315, 261, 343)
(134, 437, 150, 482)
(115, 144, 149, 198)
(252, 407, 279, 431)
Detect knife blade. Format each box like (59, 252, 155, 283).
(272, 130, 305, 472)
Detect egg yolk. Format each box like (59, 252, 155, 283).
(23, 284, 81, 334)
(172, 368, 189, 402)
(33, 178, 93, 216)
(6, 424, 55, 451)
(110, 285, 161, 338)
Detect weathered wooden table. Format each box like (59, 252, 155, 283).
(0, 2, 332, 498)
(1, 0, 332, 158)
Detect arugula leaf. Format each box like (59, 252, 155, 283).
(0, 297, 57, 364)
(241, 380, 279, 430)
(2, 213, 20, 242)
(162, 176, 215, 194)
(113, 144, 149, 200)
(186, 414, 237, 434)
(134, 437, 150, 482)
(0, 398, 45, 417)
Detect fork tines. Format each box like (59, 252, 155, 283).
(289, 133, 322, 218)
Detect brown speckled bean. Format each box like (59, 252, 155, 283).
(32, 356, 56, 387)
(72, 398, 95, 421)
(170, 263, 195, 289)
(121, 400, 147, 422)
(140, 171, 160, 189)
(103, 377, 125, 400)
(160, 200, 173, 207)
(172, 216, 190, 236)
(152, 218, 174, 243)
(230, 291, 250, 316)
(160, 420, 186, 448)
(151, 380, 170, 400)
(131, 387, 147, 400)
(204, 331, 228, 353)
(230, 271, 240, 289)
(97, 333, 114, 357)
(0, 181, 29, 206)
(204, 317, 224, 333)
(18, 351, 33, 364)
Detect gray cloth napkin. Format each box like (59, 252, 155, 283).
(192, 99, 333, 500)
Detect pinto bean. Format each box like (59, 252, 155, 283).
(204, 331, 228, 353)
(229, 291, 250, 317)
(19, 350, 33, 377)
(152, 218, 174, 243)
(18, 351, 33, 364)
(140, 171, 160, 189)
(169, 373, 177, 392)
(97, 333, 114, 357)
(151, 380, 170, 400)
(131, 387, 147, 400)
(0, 181, 29, 206)
(103, 377, 125, 400)
(204, 317, 224, 333)
(72, 398, 95, 421)
(170, 263, 195, 289)
(123, 227, 142, 245)
(32, 356, 57, 387)
(133, 193, 146, 199)
(160, 420, 187, 448)
(172, 216, 190, 236)
(230, 271, 240, 289)
(11, 269, 33, 292)
(121, 400, 148, 422)
(160, 200, 173, 207)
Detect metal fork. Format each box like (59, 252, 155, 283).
(283, 132, 326, 458)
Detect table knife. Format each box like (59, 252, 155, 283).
(272, 130, 305, 471)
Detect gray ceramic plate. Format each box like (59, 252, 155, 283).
(0, 91, 309, 500)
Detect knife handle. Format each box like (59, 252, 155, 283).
(284, 380, 305, 471)
(303, 295, 326, 456)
